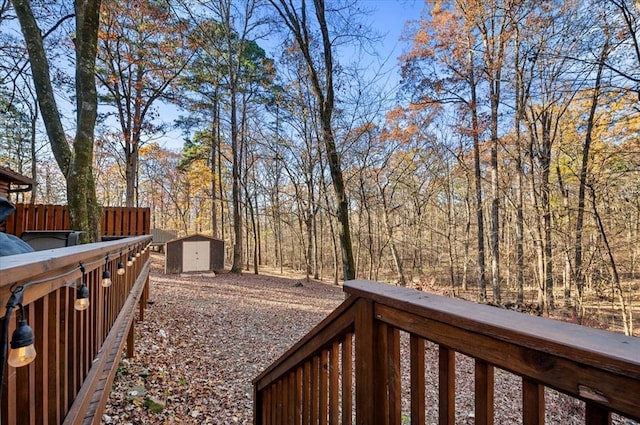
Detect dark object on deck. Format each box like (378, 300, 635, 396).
(165, 233, 224, 274)
(0, 197, 34, 256)
(21, 230, 83, 250)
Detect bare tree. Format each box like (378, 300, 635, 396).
(268, 0, 356, 280)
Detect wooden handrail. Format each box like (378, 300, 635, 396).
(0, 235, 152, 425)
(253, 279, 640, 424)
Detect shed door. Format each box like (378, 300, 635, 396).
(183, 241, 210, 272)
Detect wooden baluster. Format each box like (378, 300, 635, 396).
(329, 341, 340, 425)
(275, 380, 282, 425)
(271, 384, 277, 425)
(585, 403, 611, 425)
(61, 286, 70, 414)
(522, 378, 544, 425)
(311, 356, 320, 424)
(303, 361, 311, 425)
(320, 349, 329, 425)
(410, 335, 426, 425)
(387, 326, 401, 425)
(34, 297, 49, 424)
(439, 346, 455, 425)
(288, 371, 296, 424)
(295, 367, 303, 425)
(475, 359, 494, 425)
(282, 374, 289, 424)
(342, 333, 353, 425)
(48, 290, 61, 423)
(261, 386, 269, 425)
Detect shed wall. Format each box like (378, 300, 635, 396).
(165, 234, 224, 273)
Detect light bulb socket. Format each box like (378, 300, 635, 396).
(77, 283, 89, 302)
(10, 319, 34, 349)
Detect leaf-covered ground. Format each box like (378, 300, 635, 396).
(102, 255, 344, 424)
(102, 255, 632, 424)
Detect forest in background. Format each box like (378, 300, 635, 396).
(1, 0, 639, 335)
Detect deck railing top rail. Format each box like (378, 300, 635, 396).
(346, 279, 640, 378)
(0, 235, 150, 304)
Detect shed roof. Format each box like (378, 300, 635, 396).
(166, 233, 223, 244)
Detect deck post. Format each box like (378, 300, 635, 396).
(355, 298, 387, 424)
(126, 321, 135, 359)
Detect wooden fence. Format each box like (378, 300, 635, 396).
(253, 280, 640, 424)
(0, 236, 152, 424)
(3, 204, 150, 237)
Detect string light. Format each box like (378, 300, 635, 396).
(2, 286, 37, 369)
(117, 251, 125, 275)
(101, 256, 112, 287)
(8, 309, 36, 368)
(75, 264, 90, 311)
(126, 253, 133, 267)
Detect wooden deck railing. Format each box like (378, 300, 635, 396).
(253, 280, 640, 424)
(3, 204, 150, 237)
(0, 235, 152, 424)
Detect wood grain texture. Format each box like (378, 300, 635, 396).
(522, 378, 544, 425)
(475, 359, 494, 425)
(410, 335, 426, 425)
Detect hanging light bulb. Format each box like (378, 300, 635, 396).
(102, 256, 112, 287)
(117, 260, 126, 275)
(135, 248, 141, 258)
(75, 263, 90, 311)
(4, 288, 37, 368)
(126, 253, 133, 267)
(102, 269, 112, 287)
(75, 284, 90, 311)
(8, 315, 36, 368)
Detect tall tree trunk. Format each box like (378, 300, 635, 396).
(540, 113, 554, 311)
(30, 104, 38, 204)
(513, 29, 526, 305)
(574, 40, 608, 322)
(210, 97, 219, 238)
(381, 190, 406, 286)
(12, 0, 102, 241)
(590, 185, 632, 335)
(269, 0, 356, 280)
(489, 70, 501, 304)
(468, 47, 487, 301)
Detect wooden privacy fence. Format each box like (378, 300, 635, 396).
(253, 280, 640, 425)
(3, 204, 150, 237)
(0, 235, 152, 424)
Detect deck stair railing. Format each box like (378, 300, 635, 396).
(253, 280, 640, 425)
(0, 235, 152, 424)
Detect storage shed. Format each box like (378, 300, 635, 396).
(165, 234, 224, 274)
